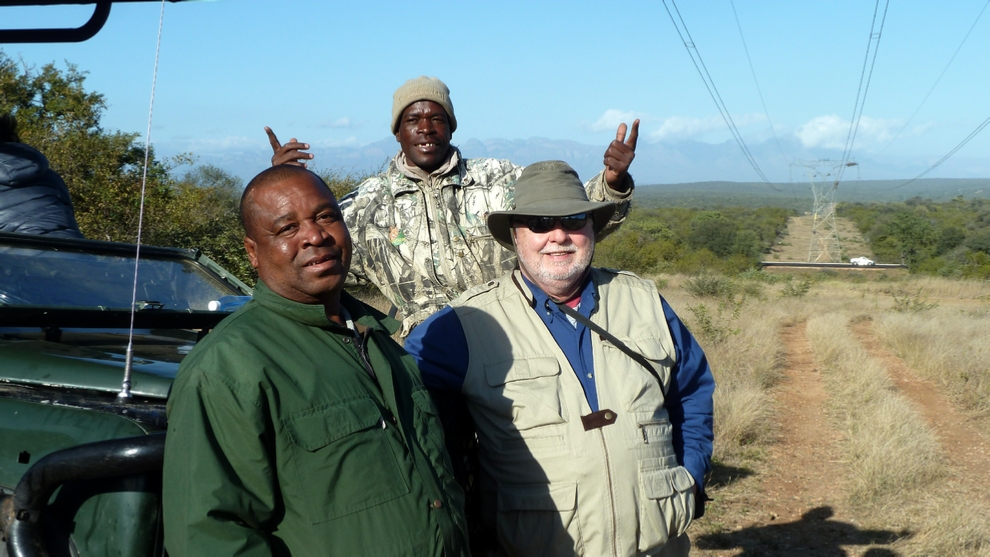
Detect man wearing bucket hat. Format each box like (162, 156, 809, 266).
(266, 77, 639, 336)
(404, 160, 715, 556)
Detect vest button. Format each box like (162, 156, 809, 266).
(432, 499, 443, 509)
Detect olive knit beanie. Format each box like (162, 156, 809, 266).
(391, 76, 457, 134)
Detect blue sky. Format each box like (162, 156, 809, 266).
(3, 0, 989, 185)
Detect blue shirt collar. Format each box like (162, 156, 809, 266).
(519, 271, 598, 322)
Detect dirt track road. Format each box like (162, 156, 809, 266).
(692, 318, 989, 556)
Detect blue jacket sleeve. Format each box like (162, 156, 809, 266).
(661, 297, 715, 492)
(403, 306, 470, 393)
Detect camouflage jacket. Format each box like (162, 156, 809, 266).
(340, 148, 633, 336)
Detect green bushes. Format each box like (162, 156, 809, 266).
(841, 197, 990, 279)
(781, 279, 812, 298)
(594, 206, 793, 275)
(684, 273, 736, 299)
(887, 288, 939, 313)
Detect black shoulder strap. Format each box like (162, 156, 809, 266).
(553, 301, 667, 396)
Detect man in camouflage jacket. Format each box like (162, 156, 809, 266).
(267, 76, 639, 335)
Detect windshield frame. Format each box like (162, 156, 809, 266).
(0, 231, 252, 327)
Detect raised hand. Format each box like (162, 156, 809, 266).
(265, 126, 314, 168)
(603, 119, 640, 189)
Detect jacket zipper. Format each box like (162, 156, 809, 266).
(598, 430, 618, 557)
(419, 177, 446, 288)
(354, 331, 375, 377)
(431, 180, 457, 293)
(353, 331, 389, 430)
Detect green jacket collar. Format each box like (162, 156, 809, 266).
(251, 280, 400, 335)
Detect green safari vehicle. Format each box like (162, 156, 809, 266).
(0, 231, 251, 556)
(2, 1, 242, 554)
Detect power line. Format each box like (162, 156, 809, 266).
(835, 0, 890, 186)
(890, 116, 990, 190)
(729, 0, 789, 162)
(874, 0, 990, 157)
(662, 0, 776, 188)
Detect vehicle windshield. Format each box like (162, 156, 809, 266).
(0, 243, 242, 311)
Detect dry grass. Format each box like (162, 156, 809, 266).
(662, 270, 990, 554)
(903, 501, 990, 556)
(806, 313, 945, 505)
(854, 275, 990, 314)
(661, 282, 786, 464)
(872, 308, 990, 420)
(807, 310, 990, 555)
(899, 276, 990, 302)
(675, 271, 990, 552)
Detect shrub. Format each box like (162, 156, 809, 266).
(686, 299, 742, 346)
(889, 289, 938, 312)
(781, 279, 812, 298)
(737, 268, 785, 284)
(685, 273, 736, 299)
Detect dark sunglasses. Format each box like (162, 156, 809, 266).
(513, 213, 590, 234)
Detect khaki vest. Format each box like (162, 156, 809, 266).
(453, 268, 696, 557)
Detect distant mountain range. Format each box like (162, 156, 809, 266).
(168, 135, 990, 195)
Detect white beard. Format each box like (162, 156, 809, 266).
(517, 242, 594, 294)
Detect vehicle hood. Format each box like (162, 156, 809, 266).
(0, 337, 178, 399)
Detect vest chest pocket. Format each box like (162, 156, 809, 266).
(484, 356, 567, 435)
(626, 417, 679, 458)
(601, 337, 673, 413)
(283, 398, 410, 524)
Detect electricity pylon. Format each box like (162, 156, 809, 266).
(790, 160, 856, 263)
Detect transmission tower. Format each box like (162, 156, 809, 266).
(790, 160, 856, 263)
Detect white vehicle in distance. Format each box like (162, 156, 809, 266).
(850, 256, 876, 266)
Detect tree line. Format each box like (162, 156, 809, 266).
(840, 196, 990, 279)
(593, 206, 793, 275)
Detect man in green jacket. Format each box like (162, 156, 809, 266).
(162, 165, 469, 556)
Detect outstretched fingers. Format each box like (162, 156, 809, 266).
(602, 120, 641, 189)
(265, 126, 313, 167)
(265, 126, 282, 152)
(624, 119, 640, 150)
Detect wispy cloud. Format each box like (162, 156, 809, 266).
(650, 113, 765, 142)
(651, 115, 723, 141)
(317, 117, 352, 129)
(795, 115, 902, 150)
(311, 137, 361, 147)
(170, 136, 258, 153)
(911, 121, 936, 136)
(589, 109, 641, 132)
(160, 134, 364, 155)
